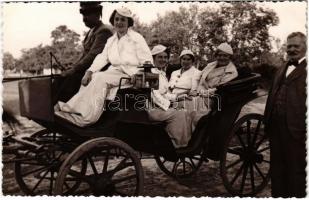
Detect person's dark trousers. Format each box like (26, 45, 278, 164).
(269, 114, 306, 198)
(52, 72, 84, 105)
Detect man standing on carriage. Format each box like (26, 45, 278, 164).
(53, 1, 113, 104)
(264, 32, 307, 197)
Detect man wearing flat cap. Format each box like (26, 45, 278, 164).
(54, 1, 113, 104)
(264, 32, 307, 197)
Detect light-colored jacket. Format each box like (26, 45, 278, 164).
(197, 61, 238, 93)
(150, 69, 172, 110)
(88, 28, 153, 76)
(169, 66, 201, 95)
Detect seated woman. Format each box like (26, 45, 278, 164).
(148, 44, 192, 148)
(192, 42, 238, 125)
(55, 7, 153, 127)
(168, 50, 201, 109)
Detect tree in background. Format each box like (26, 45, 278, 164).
(3, 52, 16, 71)
(50, 25, 81, 66)
(150, 5, 199, 57)
(6, 2, 281, 85)
(148, 2, 279, 70)
(10, 25, 82, 74)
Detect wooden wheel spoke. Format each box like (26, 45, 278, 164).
(227, 147, 243, 155)
(255, 135, 267, 149)
(230, 162, 244, 186)
(249, 163, 256, 191)
(226, 158, 242, 169)
(64, 182, 71, 190)
(189, 158, 197, 168)
(236, 133, 247, 149)
(182, 161, 186, 174)
(31, 168, 50, 192)
(87, 156, 99, 175)
(257, 146, 270, 153)
(110, 158, 133, 175)
(240, 163, 249, 194)
(253, 163, 265, 180)
(21, 165, 50, 177)
(49, 171, 55, 194)
(172, 162, 177, 174)
(246, 120, 252, 146)
(67, 169, 87, 181)
(112, 174, 136, 185)
(251, 120, 261, 147)
(102, 149, 110, 173)
(18, 161, 44, 166)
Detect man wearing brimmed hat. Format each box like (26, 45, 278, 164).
(54, 1, 113, 104)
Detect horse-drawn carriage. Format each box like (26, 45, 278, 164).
(3, 62, 270, 197)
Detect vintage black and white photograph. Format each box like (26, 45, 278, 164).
(1, 0, 307, 197)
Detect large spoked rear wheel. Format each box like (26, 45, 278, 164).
(54, 137, 144, 196)
(155, 152, 204, 179)
(14, 129, 86, 195)
(220, 113, 270, 196)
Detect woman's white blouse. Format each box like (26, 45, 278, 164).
(169, 66, 201, 95)
(88, 28, 153, 76)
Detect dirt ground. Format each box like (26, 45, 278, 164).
(2, 81, 270, 197)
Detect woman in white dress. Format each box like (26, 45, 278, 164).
(169, 50, 201, 110)
(55, 7, 153, 127)
(148, 45, 192, 148)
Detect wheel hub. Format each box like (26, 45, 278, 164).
(240, 149, 264, 164)
(91, 174, 115, 196)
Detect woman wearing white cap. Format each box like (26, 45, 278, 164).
(168, 49, 201, 109)
(148, 44, 192, 148)
(197, 42, 238, 94)
(192, 43, 238, 125)
(55, 7, 153, 127)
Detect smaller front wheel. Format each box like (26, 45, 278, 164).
(155, 152, 204, 179)
(54, 137, 144, 196)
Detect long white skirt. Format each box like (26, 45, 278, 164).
(148, 108, 193, 148)
(55, 67, 130, 127)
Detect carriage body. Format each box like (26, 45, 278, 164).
(3, 72, 270, 196)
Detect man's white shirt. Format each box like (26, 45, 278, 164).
(286, 57, 306, 77)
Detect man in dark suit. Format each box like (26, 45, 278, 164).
(53, 2, 113, 104)
(264, 32, 307, 197)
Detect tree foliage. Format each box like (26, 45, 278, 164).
(11, 25, 82, 73)
(6, 2, 280, 75)
(3, 52, 16, 70)
(149, 2, 279, 69)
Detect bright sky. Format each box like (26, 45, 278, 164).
(2, 1, 307, 58)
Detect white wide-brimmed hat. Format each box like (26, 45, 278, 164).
(179, 49, 194, 58)
(109, 7, 134, 27)
(217, 43, 233, 55)
(151, 45, 167, 55)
